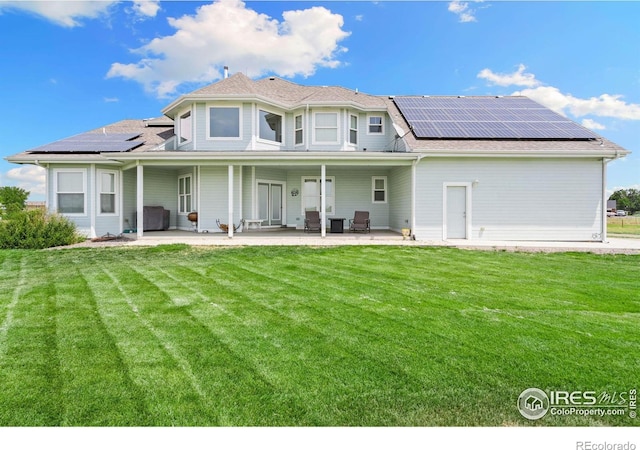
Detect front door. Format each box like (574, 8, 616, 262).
(446, 185, 467, 239)
(258, 182, 283, 226)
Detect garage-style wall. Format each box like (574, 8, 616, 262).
(414, 157, 603, 241)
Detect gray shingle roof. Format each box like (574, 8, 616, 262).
(185, 72, 386, 109)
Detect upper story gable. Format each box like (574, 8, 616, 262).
(161, 73, 398, 153)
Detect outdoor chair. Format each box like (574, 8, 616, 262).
(304, 211, 321, 232)
(349, 211, 370, 233)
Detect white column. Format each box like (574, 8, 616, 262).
(136, 164, 144, 238)
(321, 164, 326, 238)
(411, 160, 417, 237)
(228, 165, 234, 238)
(90, 164, 96, 238)
(601, 158, 607, 243)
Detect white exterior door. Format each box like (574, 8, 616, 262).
(257, 181, 283, 226)
(446, 185, 467, 239)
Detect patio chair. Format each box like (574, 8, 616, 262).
(349, 211, 370, 233)
(304, 211, 321, 232)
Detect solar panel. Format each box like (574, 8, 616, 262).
(29, 132, 144, 153)
(393, 96, 598, 140)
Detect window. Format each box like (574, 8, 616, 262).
(98, 170, 117, 214)
(208, 106, 241, 139)
(313, 112, 338, 143)
(55, 169, 85, 215)
(368, 115, 384, 134)
(372, 176, 387, 203)
(179, 110, 192, 143)
(349, 114, 358, 145)
(294, 114, 303, 145)
(178, 174, 192, 214)
(258, 109, 283, 143)
(302, 177, 334, 215)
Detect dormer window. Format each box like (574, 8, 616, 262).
(295, 114, 303, 145)
(313, 112, 339, 144)
(179, 110, 192, 143)
(368, 115, 384, 134)
(258, 109, 283, 143)
(208, 105, 241, 139)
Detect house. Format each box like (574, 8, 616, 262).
(6, 72, 630, 242)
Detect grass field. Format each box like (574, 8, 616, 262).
(0, 245, 638, 426)
(608, 216, 640, 235)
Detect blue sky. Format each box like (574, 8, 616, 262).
(0, 0, 638, 201)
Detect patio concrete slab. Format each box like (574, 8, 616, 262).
(116, 231, 640, 254)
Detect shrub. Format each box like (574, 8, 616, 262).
(0, 209, 85, 249)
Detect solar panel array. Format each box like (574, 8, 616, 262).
(393, 97, 598, 140)
(29, 132, 144, 153)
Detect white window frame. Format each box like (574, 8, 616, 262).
(294, 114, 304, 146)
(178, 108, 192, 144)
(372, 176, 387, 204)
(367, 114, 384, 135)
(257, 108, 284, 144)
(206, 103, 242, 140)
(178, 174, 193, 215)
(312, 111, 340, 145)
(97, 169, 118, 216)
(301, 176, 335, 216)
(53, 168, 87, 216)
(349, 114, 358, 145)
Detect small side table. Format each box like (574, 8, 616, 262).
(329, 218, 345, 233)
(243, 219, 263, 231)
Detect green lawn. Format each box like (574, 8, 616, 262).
(608, 217, 640, 235)
(0, 245, 638, 426)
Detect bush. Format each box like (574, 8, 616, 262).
(0, 209, 85, 249)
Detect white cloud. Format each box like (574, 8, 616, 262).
(133, 0, 160, 18)
(107, 0, 351, 97)
(478, 65, 640, 121)
(104, 97, 120, 103)
(0, 0, 116, 27)
(514, 86, 640, 120)
(355, 14, 363, 22)
(448, 1, 478, 23)
(477, 64, 541, 87)
(581, 118, 606, 130)
(5, 166, 46, 196)
(0, 1, 160, 26)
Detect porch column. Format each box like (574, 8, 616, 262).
(228, 165, 234, 238)
(321, 164, 326, 238)
(136, 164, 144, 238)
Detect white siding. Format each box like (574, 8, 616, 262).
(199, 166, 242, 232)
(389, 166, 412, 232)
(414, 157, 604, 241)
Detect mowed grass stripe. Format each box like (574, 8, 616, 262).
(0, 246, 638, 426)
(127, 255, 332, 425)
(204, 247, 640, 425)
(201, 266, 430, 425)
(102, 259, 318, 426)
(54, 263, 148, 426)
(84, 265, 214, 425)
(202, 257, 502, 425)
(0, 253, 63, 425)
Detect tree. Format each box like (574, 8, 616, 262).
(0, 186, 29, 218)
(609, 189, 640, 215)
